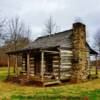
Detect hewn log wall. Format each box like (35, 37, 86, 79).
(60, 49, 73, 80)
(22, 55, 27, 72)
(29, 55, 35, 75)
(52, 54, 60, 79)
(22, 53, 39, 76)
(22, 54, 35, 75)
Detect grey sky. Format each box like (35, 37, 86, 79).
(0, 0, 100, 44)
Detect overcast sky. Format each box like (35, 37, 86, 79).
(0, 0, 100, 45)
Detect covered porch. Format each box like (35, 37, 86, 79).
(6, 48, 61, 86)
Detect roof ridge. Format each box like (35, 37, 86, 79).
(35, 29, 72, 41)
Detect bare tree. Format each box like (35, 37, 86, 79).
(0, 19, 5, 35)
(4, 17, 31, 72)
(0, 16, 6, 45)
(6, 17, 31, 50)
(44, 16, 57, 35)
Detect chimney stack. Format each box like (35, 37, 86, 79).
(71, 22, 89, 83)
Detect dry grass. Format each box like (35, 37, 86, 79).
(0, 67, 100, 99)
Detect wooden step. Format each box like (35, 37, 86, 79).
(43, 80, 61, 86)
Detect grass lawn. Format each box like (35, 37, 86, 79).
(0, 67, 100, 100)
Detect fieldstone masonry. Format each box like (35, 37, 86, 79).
(71, 22, 89, 83)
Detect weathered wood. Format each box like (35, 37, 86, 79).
(61, 60, 71, 63)
(30, 57, 34, 60)
(27, 53, 30, 77)
(59, 49, 72, 80)
(60, 50, 72, 56)
(88, 56, 91, 75)
(42, 50, 59, 54)
(30, 64, 34, 66)
(60, 68, 71, 72)
(60, 74, 71, 78)
(61, 62, 71, 65)
(52, 55, 60, 80)
(60, 65, 71, 69)
(41, 51, 44, 81)
(61, 50, 72, 52)
(95, 55, 98, 76)
(53, 60, 59, 63)
(22, 55, 27, 72)
(61, 55, 72, 57)
(30, 56, 35, 75)
(53, 62, 60, 65)
(43, 80, 61, 86)
(53, 65, 59, 68)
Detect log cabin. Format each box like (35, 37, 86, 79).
(6, 22, 98, 86)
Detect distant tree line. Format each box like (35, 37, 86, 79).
(0, 16, 31, 67)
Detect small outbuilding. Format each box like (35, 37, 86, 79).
(6, 22, 98, 86)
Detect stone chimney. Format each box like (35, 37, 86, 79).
(71, 22, 89, 83)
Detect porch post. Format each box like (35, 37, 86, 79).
(7, 54, 10, 76)
(41, 51, 44, 81)
(15, 54, 18, 76)
(58, 54, 60, 81)
(95, 55, 98, 76)
(27, 53, 30, 77)
(88, 55, 91, 76)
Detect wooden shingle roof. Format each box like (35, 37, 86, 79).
(22, 29, 73, 50)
